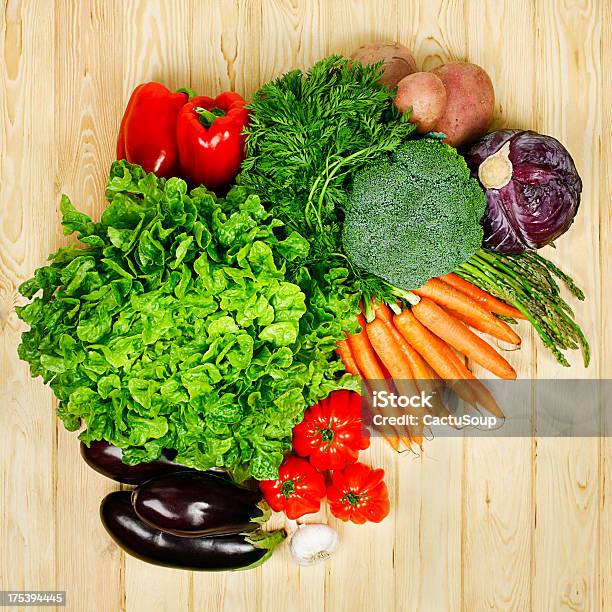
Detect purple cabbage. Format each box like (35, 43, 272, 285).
(465, 130, 582, 253)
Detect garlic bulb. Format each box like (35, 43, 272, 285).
(289, 523, 339, 566)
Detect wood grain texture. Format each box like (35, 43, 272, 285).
(532, 2, 603, 611)
(53, 3, 125, 612)
(0, 0, 56, 604)
(601, 2, 611, 609)
(0, 1, 609, 611)
(461, 2, 536, 610)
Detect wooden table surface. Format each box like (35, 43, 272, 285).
(1, 1, 610, 611)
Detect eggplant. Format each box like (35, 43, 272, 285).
(100, 491, 284, 571)
(132, 471, 265, 537)
(80, 441, 198, 484)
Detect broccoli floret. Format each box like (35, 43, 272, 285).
(342, 138, 486, 291)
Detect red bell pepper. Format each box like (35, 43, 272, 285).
(327, 462, 390, 524)
(292, 390, 370, 471)
(259, 456, 326, 520)
(176, 92, 249, 190)
(116, 82, 188, 178)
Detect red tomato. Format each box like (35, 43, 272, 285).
(292, 390, 370, 471)
(327, 462, 390, 524)
(259, 456, 326, 520)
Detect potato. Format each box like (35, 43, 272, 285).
(350, 42, 417, 88)
(430, 62, 494, 147)
(395, 72, 447, 134)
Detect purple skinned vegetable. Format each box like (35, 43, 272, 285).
(465, 130, 582, 253)
(100, 491, 284, 571)
(132, 471, 265, 537)
(80, 440, 229, 485)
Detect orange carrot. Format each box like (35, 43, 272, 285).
(372, 302, 394, 325)
(412, 297, 517, 380)
(374, 302, 441, 386)
(348, 315, 385, 379)
(413, 278, 521, 345)
(366, 319, 418, 391)
(366, 319, 423, 447)
(336, 339, 360, 376)
(467, 378, 505, 419)
(441, 305, 488, 332)
(393, 310, 504, 417)
(443, 304, 522, 346)
(335, 340, 398, 446)
(440, 273, 526, 320)
(394, 309, 467, 380)
(347, 315, 404, 451)
(373, 302, 450, 427)
(375, 374, 415, 450)
(394, 310, 478, 397)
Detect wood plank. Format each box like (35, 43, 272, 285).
(260, 0, 326, 80)
(601, 2, 612, 610)
(532, 1, 602, 611)
(460, 1, 537, 610)
(119, 2, 192, 611)
(189, 0, 261, 100)
(53, 1, 125, 611)
(122, 0, 192, 97)
(0, 1, 56, 608)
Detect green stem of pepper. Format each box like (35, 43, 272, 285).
(194, 106, 226, 128)
(177, 86, 198, 100)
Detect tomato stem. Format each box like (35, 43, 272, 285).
(343, 492, 361, 506)
(317, 420, 335, 443)
(280, 479, 295, 499)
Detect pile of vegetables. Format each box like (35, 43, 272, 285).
(260, 390, 389, 525)
(15, 38, 591, 572)
(238, 55, 416, 305)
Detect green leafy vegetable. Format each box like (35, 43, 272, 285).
(17, 161, 359, 480)
(343, 137, 486, 291)
(239, 55, 416, 303)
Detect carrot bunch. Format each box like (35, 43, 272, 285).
(337, 274, 524, 452)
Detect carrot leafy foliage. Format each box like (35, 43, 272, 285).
(239, 55, 416, 304)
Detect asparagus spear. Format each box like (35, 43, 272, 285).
(455, 250, 590, 367)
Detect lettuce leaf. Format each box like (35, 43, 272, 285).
(17, 161, 360, 480)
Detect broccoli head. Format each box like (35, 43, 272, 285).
(342, 138, 486, 291)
